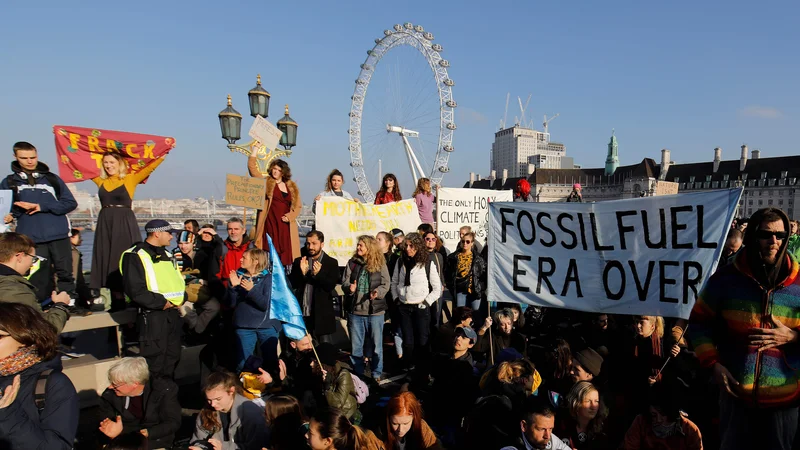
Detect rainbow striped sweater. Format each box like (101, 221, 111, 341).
(690, 251, 800, 408)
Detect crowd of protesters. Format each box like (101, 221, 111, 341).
(1, 140, 800, 450)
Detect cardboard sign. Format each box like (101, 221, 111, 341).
(248, 115, 283, 151)
(487, 188, 743, 319)
(655, 181, 679, 196)
(225, 174, 267, 210)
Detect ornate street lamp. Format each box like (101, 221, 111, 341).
(248, 74, 270, 118)
(218, 95, 242, 144)
(220, 74, 298, 176)
(277, 104, 298, 150)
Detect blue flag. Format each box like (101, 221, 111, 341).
(265, 234, 307, 340)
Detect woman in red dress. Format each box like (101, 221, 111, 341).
(249, 158, 302, 270)
(374, 173, 401, 205)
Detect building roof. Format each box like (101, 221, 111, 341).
(466, 154, 800, 191)
(662, 155, 800, 182)
(464, 158, 659, 190)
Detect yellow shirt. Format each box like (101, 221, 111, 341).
(92, 157, 165, 199)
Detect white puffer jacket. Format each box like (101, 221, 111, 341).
(391, 260, 442, 307)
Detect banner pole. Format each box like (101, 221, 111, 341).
(488, 300, 494, 365)
(243, 207, 247, 227)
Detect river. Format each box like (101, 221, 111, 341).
(77, 227, 229, 271)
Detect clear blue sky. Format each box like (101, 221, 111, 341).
(1, 0, 798, 202)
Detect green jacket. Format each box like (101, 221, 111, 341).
(0, 265, 68, 333)
(324, 362, 358, 420)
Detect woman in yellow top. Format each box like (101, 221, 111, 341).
(90, 152, 165, 297)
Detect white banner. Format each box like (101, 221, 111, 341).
(436, 187, 513, 252)
(315, 197, 421, 265)
(487, 188, 743, 319)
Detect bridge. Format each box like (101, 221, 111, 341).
(69, 212, 316, 230)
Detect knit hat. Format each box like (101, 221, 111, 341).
(178, 231, 195, 244)
(573, 348, 603, 377)
(573, 183, 582, 190)
(391, 228, 404, 238)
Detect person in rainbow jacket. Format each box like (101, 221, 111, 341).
(690, 207, 800, 450)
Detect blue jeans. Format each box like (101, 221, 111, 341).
(456, 292, 480, 312)
(235, 327, 280, 373)
(348, 314, 384, 379)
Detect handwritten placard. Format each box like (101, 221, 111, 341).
(225, 174, 267, 210)
(248, 115, 283, 151)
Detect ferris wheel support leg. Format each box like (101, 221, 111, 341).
(402, 136, 419, 185)
(401, 134, 425, 184)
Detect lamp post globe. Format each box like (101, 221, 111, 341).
(218, 94, 242, 144)
(277, 104, 298, 150)
(248, 74, 271, 118)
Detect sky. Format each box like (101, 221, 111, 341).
(1, 0, 798, 202)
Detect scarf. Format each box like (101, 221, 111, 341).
(403, 257, 416, 287)
(0, 346, 42, 376)
(652, 420, 684, 439)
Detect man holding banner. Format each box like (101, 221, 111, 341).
(690, 207, 800, 450)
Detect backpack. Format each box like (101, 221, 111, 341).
(5, 173, 62, 201)
(33, 369, 53, 414)
(349, 372, 369, 404)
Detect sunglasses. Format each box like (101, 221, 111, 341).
(425, 237, 437, 242)
(461, 240, 472, 244)
(756, 230, 788, 241)
(23, 253, 47, 263)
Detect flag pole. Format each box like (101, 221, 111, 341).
(307, 331, 324, 370)
(656, 324, 689, 376)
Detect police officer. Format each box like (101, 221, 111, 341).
(120, 220, 186, 380)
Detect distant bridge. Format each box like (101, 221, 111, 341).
(69, 212, 315, 229)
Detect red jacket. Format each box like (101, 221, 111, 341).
(217, 237, 254, 286)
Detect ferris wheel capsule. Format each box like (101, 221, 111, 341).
(394, 24, 403, 31)
(415, 25, 424, 32)
(432, 44, 443, 52)
(423, 32, 434, 40)
(404, 23, 413, 29)
(446, 100, 457, 108)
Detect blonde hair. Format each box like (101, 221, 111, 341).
(355, 235, 386, 273)
(108, 357, 149, 385)
(244, 248, 269, 273)
(99, 153, 128, 179)
(412, 177, 432, 197)
(566, 381, 608, 436)
(636, 315, 665, 338)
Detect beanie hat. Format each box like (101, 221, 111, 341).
(574, 348, 603, 377)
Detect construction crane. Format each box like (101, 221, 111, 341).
(543, 113, 560, 136)
(517, 94, 532, 128)
(498, 93, 510, 130)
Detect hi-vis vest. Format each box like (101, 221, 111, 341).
(25, 259, 42, 280)
(119, 246, 186, 306)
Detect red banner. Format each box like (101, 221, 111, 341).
(53, 125, 176, 183)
